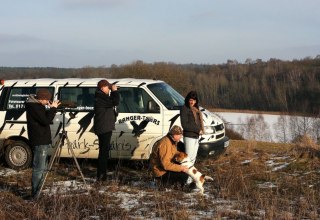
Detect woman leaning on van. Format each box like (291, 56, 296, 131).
(94, 79, 119, 182)
(180, 91, 204, 169)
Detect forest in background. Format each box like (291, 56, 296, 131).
(1, 56, 319, 115)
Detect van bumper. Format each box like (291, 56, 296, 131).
(197, 136, 229, 159)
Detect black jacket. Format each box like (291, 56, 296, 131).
(94, 89, 120, 135)
(25, 95, 57, 147)
(180, 105, 201, 138)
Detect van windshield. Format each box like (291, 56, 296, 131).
(147, 83, 184, 110)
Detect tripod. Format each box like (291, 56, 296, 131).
(34, 108, 88, 199)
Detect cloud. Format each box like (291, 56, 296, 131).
(61, 0, 133, 9)
(189, 10, 216, 21)
(0, 33, 42, 44)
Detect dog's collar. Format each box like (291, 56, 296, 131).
(180, 161, 194, 169)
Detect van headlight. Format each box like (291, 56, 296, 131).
(204, 126, 215, 134)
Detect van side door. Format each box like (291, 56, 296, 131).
(113, 87, 162, 159)
(57, 86, 97, 158)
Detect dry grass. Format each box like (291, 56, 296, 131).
(290, 135, 320, 159)
(0, 140, 320, 219)
(211, 140, 320, 219)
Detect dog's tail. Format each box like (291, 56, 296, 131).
(204, 176, 214, 181)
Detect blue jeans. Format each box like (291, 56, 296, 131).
(32, 144, 50, 197)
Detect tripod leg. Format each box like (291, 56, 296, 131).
(64, 135, 88, 188)
(34, 136, 63, 199)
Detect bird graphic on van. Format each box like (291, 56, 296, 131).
(201, 108, 208, 118)
(19, 126, 26, 136)
(49, 80, 57, 86)
(0, 110, 25, 133)
(130, 118, 150, 137)
(54, 122, 63, 138)
(77, 112, 94, 139)
(118, 131, 125, 138)
(168, 114, 180, 131)
(67, 112, 78, 124)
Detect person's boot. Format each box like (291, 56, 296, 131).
(184, 182, 200, 193)
(97, 173, 107, 182)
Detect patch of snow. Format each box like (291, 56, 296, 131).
(270, 156, 290, 160)
(257, 182, 277, 188)
(0, 168, 22, 176)
(241, 159, 253, 165)
(265, 160, 279, 166)
(271, 162, 289, 171)
(41, 179, 91, 196)
(116, 192, 141, 211)
(265, 159, 290, 171)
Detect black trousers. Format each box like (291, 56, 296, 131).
(156, 171, 189, 188)
(97, 131, 112, 179)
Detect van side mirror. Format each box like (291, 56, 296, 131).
(147, 100, 160, 113)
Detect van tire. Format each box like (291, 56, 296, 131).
(5, 141, 32, 170)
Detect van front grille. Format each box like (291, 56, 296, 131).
(216, 133, 224, 139)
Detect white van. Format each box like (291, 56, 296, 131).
(0, 78, 229, 170)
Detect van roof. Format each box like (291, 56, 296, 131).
(1, 78, 163, 87)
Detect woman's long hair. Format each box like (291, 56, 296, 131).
(184, 91, 199, 109)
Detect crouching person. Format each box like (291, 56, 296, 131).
(149, 125, 189, 189)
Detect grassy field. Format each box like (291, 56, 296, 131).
(0, 138, 319, 219)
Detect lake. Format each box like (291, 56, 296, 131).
(215, 112, 319, 143)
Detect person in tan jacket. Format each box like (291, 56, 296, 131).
(150, 125, 189, 187)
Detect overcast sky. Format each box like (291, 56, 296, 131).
(1, 0, 319, 68)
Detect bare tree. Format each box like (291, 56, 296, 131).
(239, 114, 272, 141)
(289, 115, 315, 142)
(311, 116, 320, 144)
(273, 114, 290, 143)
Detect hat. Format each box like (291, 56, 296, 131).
(169, 125, 183, 135)
(97, 79, 111, 89)
(36, 89, 52, 100)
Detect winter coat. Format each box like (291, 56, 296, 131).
(93, 89, 120, 135)
(180, 105, 202, 138)
(25, 95, 57, 147)
(149, 134, 184, 177)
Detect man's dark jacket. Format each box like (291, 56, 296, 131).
(25, 95, 57, 147)
(94, 90, 120, 135)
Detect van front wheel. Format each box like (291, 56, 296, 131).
(5, 141, 32, 170)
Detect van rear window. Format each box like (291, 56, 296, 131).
(0, 87, 9, 111)
(6, 87, 54, 110)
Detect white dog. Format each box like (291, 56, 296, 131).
(174, 151, 213, 194)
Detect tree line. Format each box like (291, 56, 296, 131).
(1, 56, 319, 115)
